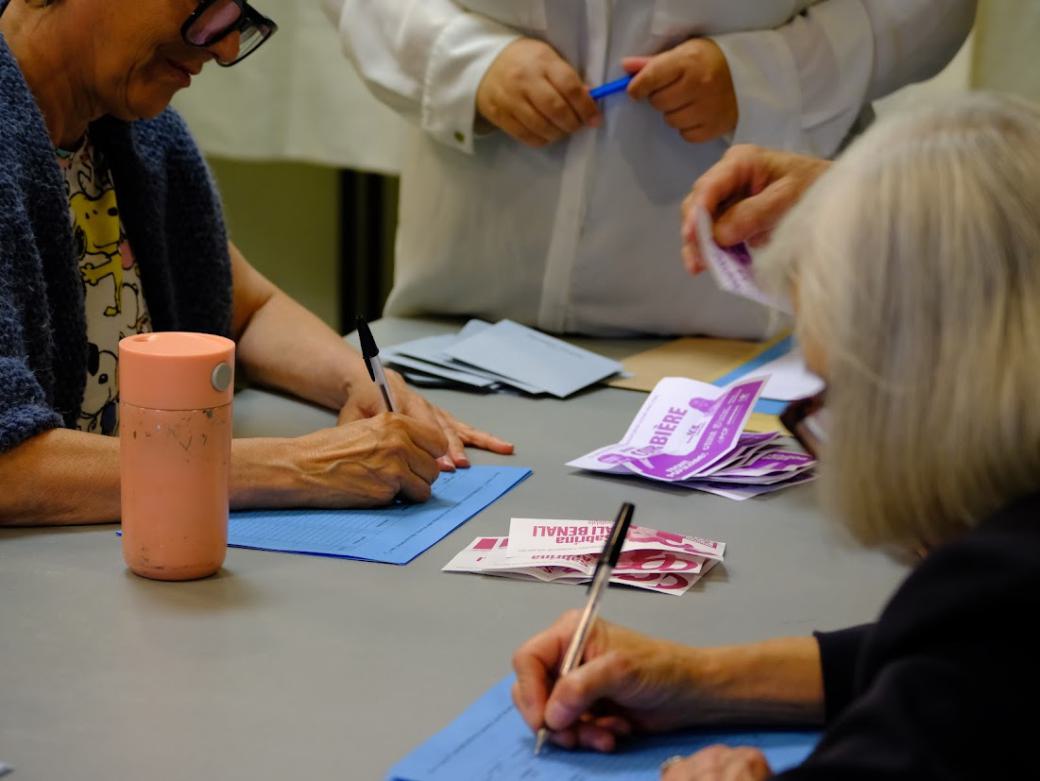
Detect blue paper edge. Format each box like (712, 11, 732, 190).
(226, 466, 533, 566)
(387, 674, 820, 781)
(710, 336, 793, 416)
(752, 399, 787, 416)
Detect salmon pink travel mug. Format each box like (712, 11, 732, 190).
(119, 332, 235, 581)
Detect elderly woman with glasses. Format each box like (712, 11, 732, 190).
(0, 0, 512, 525)
(511, 93, 1040, 780)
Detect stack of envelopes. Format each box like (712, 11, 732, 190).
(382, 319, 623, 398)
(444, 517, 725, 596)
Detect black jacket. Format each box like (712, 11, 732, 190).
(782, 491, 1040, 778)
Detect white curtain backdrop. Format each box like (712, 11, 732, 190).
(173, 1, 407, 174)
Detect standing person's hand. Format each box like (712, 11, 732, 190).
(661, 746, 773, 781)
(477, 38, 601, 147)
(623, 39, 738, 144)
(680, 146, 832, 274)
(512, 611, 706, 752)
(338, 368, 514, 471)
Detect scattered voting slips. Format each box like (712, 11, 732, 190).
(568, 377, 815, 500)
(443, 518, 725, 596)
(695, 206, 791, 314)
(228, 466, 531, 565)
(383, 319, 623, 398)
(387, 674, 820, 780)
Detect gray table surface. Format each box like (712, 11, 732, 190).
(0, 318, 907, 780)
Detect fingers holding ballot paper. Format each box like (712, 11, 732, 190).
(680, 146, 832, 276)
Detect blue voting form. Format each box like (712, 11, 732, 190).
(388, 675, 819, 781)
(228, 466, 531, 565)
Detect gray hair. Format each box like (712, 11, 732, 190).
(758, 93, 1040, 548)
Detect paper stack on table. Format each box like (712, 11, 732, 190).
(568, 377, 816, 500)
(382, 319, 623, 398)
(444, 517, 725, 596)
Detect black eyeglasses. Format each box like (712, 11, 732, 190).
(181, 0, 277, 67)
(780, 390, 828, 458)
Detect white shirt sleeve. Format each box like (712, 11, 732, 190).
(711, 0, 977, 156)
(323, 0, 520, 154)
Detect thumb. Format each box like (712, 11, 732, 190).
(544, 652, 630, 731)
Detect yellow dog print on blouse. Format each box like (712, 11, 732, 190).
(71, 186, 125, 317)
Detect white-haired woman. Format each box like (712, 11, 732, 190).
(511, 92, 1040, 780)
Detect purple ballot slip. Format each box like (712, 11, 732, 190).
(566, 376, 818, 500)
(710, 450, 816, 480)
(696, 206, 792, 314)
(623, 378, 765, 482)
(700, 432, 783, 475)
(687, 472, 817, 501)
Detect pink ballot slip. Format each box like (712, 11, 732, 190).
(443, 519, 725, 596)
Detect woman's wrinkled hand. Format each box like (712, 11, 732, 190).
(512, 611, 707, 753)
(286, 414, 447, 505)
(338, 368, 514, 471)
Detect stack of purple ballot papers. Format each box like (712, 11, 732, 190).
(380, 319, 623, 398)
(567, 377, 816, 500)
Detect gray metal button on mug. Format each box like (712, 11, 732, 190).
(211, 362, 232, 392)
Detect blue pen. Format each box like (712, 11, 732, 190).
(589, 74, 632, 100)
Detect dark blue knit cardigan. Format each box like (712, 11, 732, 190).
(0, 20, 232, 452)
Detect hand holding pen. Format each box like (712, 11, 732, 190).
(511, 503, 632, 752)
(512, 548, 722, 755)
(351, 317, 516, 470)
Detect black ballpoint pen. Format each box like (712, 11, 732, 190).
(534, 501, 636, 755)
(356, 316, 397, 413)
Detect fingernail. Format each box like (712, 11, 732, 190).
(457, 456, 471, 468)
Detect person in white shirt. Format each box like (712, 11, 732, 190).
(324, 0, 975, 337)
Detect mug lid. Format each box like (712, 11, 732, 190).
(119, 332, 235, 411)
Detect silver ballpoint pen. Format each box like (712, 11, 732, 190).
(356, 316, 397, 413)
(534, 502, 636, 755)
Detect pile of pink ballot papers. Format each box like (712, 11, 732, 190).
(567, 376, 816, 500)
(443, 517, 725, 596)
